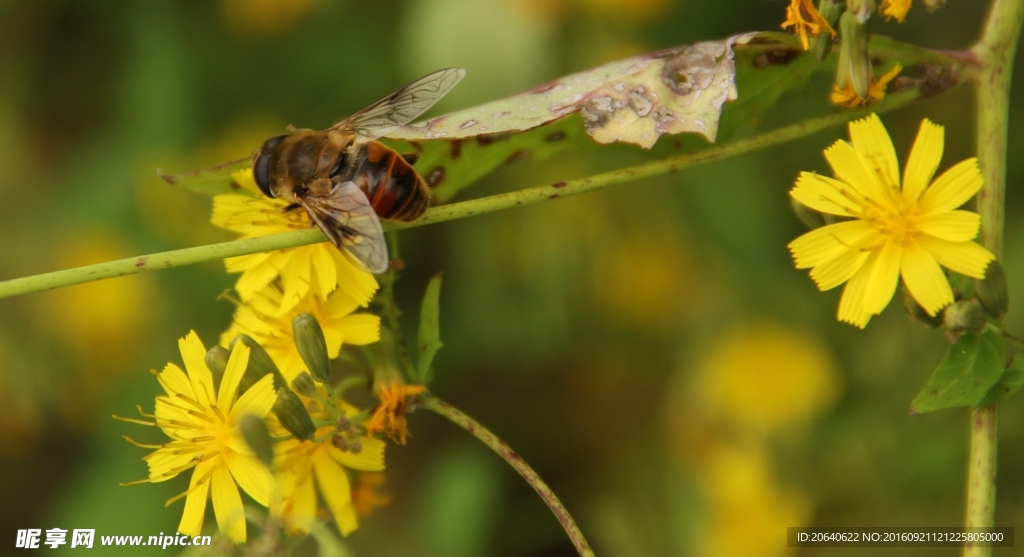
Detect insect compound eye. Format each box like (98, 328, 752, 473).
(253, 135, 288, 198)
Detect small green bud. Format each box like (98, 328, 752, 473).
(974, 260, 1009, 320)
(291, 371, 318, 397)
(204, 345, 230, 391)
(233, 334, 287, 391)
(238, 414, 274, 466)
(903, 290, 943, 328)
(293, 313, 331, 383)
(811, 0, 843, 60)
(837, 11, 870, 99)
(273, 388, 316, 441)
(943, 299, 987, 333)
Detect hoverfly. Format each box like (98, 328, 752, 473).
(164, 68, 465, 274)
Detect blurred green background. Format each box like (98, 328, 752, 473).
(1, 0, 1023, 555)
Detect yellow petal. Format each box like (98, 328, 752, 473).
(837, 262, 875, 328)
(311, 449, 357, 535)
(147, 447, 196, 481)
(180, 332, 216, 407)
(824, 140, 886, 202)
(178, 460, 213, 537)
(917, 236, 995, 279)
(156, 362, 193, 399)
(789, 172, 859, 217)
(233, 257, 281, 299)
(859, 240, 902, 316)
(918, 158, 983, 215)
(231, 373, 277, 420)
(312, 244, 338, 300)
(848, 114, 900, 190)
(789, 220, 875, 270)
(211, 465, 247, 543)
(286, 471, 318, 532)
(902, 119, 944, 204)
(330, 249, 379, 307)
(278, 249, 312, 316)
(226, 451, 275, 507)
(325, 436, 386, 471)
(915, 211, 981, 242)
(808, 246, 871, 291)
(218, 342, 250, 411)
(336, 314, 381, 346)
(900, 242, 954, 315)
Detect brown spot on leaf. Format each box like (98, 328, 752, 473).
(552, 182, 567, 188)
(229, 181, 240, 190)
(450, 140, 463, 160)
(545, 131, 567, 142)
(528, 81, 560, 94)
(426, 167, 446, 187)
(135, 257, 149, 268)
(504, 150, 530, 164)
(476, 133, 512, 147)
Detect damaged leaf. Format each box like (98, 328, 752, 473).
(388, 33, 756, 149)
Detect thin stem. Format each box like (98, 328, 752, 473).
(420, 395, 595, 557)
(965, 1, 1024, 555)
(0, 93, 926, 301)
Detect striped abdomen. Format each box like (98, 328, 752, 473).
(349, 141, 429, 222)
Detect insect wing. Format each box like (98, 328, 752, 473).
(302, 181, 389, 274)
(157, 156, 255, 197)
(330, 68, 465, 142)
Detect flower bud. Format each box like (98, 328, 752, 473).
(846, 0, 875, 21)
(974, 260, 1009, 320)
(291, 371, 318, 397)
(903, 290, 943, 328)
(836, 11, 871, 100)
(238, 414, 274, 466)
(331, 434, 349, 451)
(232, 334, 287, 391)
(204, 345, 230, 391)
(293, 313, 331, 383)
(943, 299, 987, 333)
(811, 0, 843, 60)
(273, 388, 316, 441)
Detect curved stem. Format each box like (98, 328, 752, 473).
(0, 93, 924, 301)
(965, 1, 1024, 556)
(420, 395, 595, 557)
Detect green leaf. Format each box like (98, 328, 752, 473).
(910, 330, 1007, 414)
(976, 353, 1024, 407)
(157, 156, 254, 197)
(415, 274, 444, 385)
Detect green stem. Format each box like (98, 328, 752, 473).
(420, 395, 595, 557)
(0, 90, 926, 301)
(965, 1, 1024, 555)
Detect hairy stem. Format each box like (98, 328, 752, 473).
(420, 395, 594, 557)
(0, 91, 926, 301)
(965, 0, 1024, 555)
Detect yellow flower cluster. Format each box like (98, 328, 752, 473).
(121, 167, 403, 543)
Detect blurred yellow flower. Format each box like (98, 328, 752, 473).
(126, 332, 277, 543)
(830, 63, 902, 108)
(695, 443, 811, 557)
(880, 0, 912, 22)
(367, 381, 425, 444)
(221, 284, 381, 381)
(789, 115, 994, 327)
(219, 0, 317, 36)
(272, 400, 385, 536)
(352, 472, 391, 518)
(212, 169, 378, 317)
(781, 0, 836, 50)
(692, 324, 839, 434)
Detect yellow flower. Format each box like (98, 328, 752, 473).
(128, 332, 277, 543)
(221, 284, 381, 381)
(880, 0, 912, 22)
(272, 401, 385, 536)
(212, 169, 378, 317)
(781, 0, 836, 50)
(692, 324, 839, 434)
(789, 114, 995, 327)
(830, 63, 902, 108)
(367, 381, 425, 444)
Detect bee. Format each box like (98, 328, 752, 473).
(165, 68, 464, 274)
